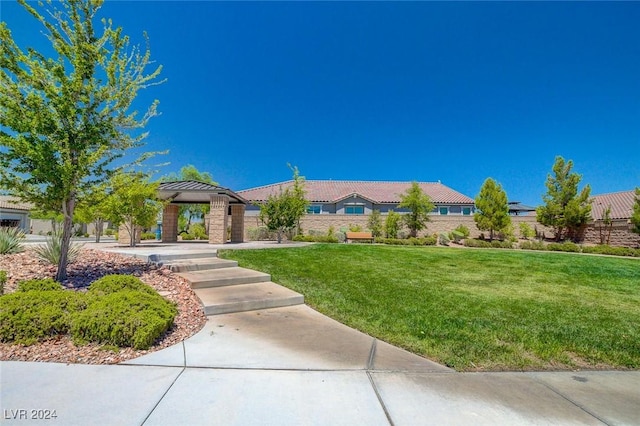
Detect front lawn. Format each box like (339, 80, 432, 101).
(219, 244, 640, 371)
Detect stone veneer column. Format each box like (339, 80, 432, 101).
(230, 204, 246, 243)
(209, 195, 229, 244)
(162, 204, 179, 243)
(118, 224, 141, 245)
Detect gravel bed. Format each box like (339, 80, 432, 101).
(0, 248, 207, 364)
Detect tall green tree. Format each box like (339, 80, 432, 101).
(367, 209, 383, 240)
(161, 165, 217, 232)
(259, 166, 307, 243)
(398, 182, 435, 238)
(537, 156, 592, 241)
(474, 178, 511, 242)
(631, 188, 640, 235)
(0, 0, 163, 280)
(105, 172, 161, 247)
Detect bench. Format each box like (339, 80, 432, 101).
(345, 231, 374, 243)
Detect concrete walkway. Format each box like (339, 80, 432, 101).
(1, 241, 639, 425)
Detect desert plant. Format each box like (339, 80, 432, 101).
(0, 227, 25, 255)
(547, 242, 581, 253)
(519, 240, 547, 251)
(33, 232, 84, 265)
(348, 224, 363, 232)
(189, 223, 208, 240)
(439, 233, 450, 246)
(140, 232, 157, 240)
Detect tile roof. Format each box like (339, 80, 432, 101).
(158, 180, 225, 192)
(0, 196, 32, 211)
(238, 180, 474, 204)
(590, 190, 638, 220)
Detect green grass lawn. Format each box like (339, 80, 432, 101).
(219, 244, 640, 371)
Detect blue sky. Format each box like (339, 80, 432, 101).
(3, 1, 639, 207)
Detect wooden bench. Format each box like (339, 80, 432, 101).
(345, 231, 374, 243)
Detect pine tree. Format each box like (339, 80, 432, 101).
(536, 156, 591, 241)
(398, 182, 434, 238)
(474, 178, 511, 242)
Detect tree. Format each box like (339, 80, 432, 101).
(0, 0, 163, 280)
(631, 188, 640, 235)
(74, 183, 110, 243)
(105, 172, 161, 247)
(367, 209, 383, 240)
(536, 156, 591, 241)
(596, 204, 613, 245)
(398, 182, 435, 238)
(259, 166, 307, 243)
(384, 210, 401, 239)
(474, 178, 511, 241)
(161, 165, 217, 232)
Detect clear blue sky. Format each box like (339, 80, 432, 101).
(3, 1, 639, 207)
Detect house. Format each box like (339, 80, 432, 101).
(238, 180, 475, 216)
(0, 196, 31, 232)
(584, 190, 639, 247)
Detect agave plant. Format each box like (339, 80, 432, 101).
(33, 232, 84, 265)
(0, 227, 25, 255)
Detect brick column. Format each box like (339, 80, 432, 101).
(162, 204, 179, 243)
(209, 195, 229, 244)
(230, 204, 246, 243)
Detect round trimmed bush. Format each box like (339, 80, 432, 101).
(70, 291, 177, 350)
(88, 274, 156, 296)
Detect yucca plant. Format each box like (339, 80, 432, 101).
(0, 227, 25, 255)
(33, 232, 84, 266)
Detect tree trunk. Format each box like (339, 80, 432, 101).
(277, 229, 283, 243)
(94, 218, 103, 243)
(55, 197, 75, 282)
(129, 218, 136, 247)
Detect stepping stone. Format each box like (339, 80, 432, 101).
(194, 282, 304, 315)
(165, 257, 237, 272)
(177, 267, 271, 289)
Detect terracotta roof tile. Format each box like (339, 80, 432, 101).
(591, 190, 637, 220)
(238, 180, 474, 204)
(0, 196, 32, 211)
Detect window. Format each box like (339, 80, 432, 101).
(463, 207, 472, 216)
(439, 207, 448, 215)
(449, 206, 462, 215)
(345, 205, 364, 214)
(307, 205, 322, 214)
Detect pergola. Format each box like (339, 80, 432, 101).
(157, 181, 247, 244)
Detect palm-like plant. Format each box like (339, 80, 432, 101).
(0, 227, 25, 255)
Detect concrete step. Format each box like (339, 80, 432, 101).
(148, 251, 218, 263)
(193, 282, 305, 315)
(177, 267, 271, 289)
(166, 257, 237, 272)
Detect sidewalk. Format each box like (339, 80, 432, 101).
(1, 242, 639, 425)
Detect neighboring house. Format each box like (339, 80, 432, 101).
(238, 180, 476, 216)
(0, 196, 31, 232)
(584, 190, 639, 247)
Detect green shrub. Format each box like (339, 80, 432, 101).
(32, 233, 84, 265)
(348, 224, 363, 232)
(104, 228, 115, 236)
(519, 240, 547, 251)
(140, 232, 156, 240)
(189, 223, 207, 240)
(247, 226, 277, 241)
(547, 242, 581, 253)
(453, 224, 470, 238)
(438, 233, 450, 246)
(181, 233, 195, 241)
(17, 278, 63, 292)
(491, 240, 513, 249)
(292, 235, 339, 243)
(376, 236, 437, 246)
(449, 230, 465, 243)
(88, 275, 157, 296)
(0, 227, 25, 255)
(519, 222, 536, 240)
(582, 245, 640, 257)
(463, 239, 492, 248)
(70, 291, 177, 350)
(0, 270, 6, 295)
(0, 291, 86, 345)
